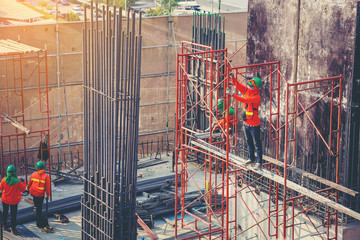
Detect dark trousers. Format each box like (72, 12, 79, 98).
(244, 124, 263, 164)
(32, 195, 45, 228)
(2, 202, 18, 230)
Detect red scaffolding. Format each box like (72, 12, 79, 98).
(0, 39, 51, 186)
(175, 42, 359, 239)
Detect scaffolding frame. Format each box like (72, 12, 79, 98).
(175, 42, 358, 239)
(0, 39, 51, 186)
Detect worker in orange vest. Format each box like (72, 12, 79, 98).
(228, 73, 263, 169)
(27, 161, 51, 229)
(212, 98, 236, 133)
(0, 165, 26, 235)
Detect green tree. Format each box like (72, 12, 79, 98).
(38, 1, 48, 9)
(146, 7, 169, 16)
(96, 0, 137, 8)
(149, 0, 180, 15)
(66, 12, 80, 21)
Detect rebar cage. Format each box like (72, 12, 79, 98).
(82, 2, 142, 239)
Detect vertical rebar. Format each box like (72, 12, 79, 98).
(82, 2, 142, 239)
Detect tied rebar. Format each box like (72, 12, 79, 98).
(192, 12, 225, 50)
(82, 2, 142, 239)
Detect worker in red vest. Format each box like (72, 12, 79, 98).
(27, 161, 51, 229)
(0, 165, 26, 235)
(228, 73, 263, 169)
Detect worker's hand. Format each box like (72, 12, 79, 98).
(229, 72, 234, 79)
(20, 178, 25, 182)
(46, 196, 49, 201)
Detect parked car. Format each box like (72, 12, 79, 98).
(72, 5, 83, 15)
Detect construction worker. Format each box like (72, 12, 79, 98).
(227, 73, 263, 169)
(27, 161, 51, 231)
(211, 98, 236, 133)
(0, 165, 26, 235)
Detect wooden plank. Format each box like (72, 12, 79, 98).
(190, 139, 360, 221)
(262, 155, 359, 197)
(194, 131, 222, 139)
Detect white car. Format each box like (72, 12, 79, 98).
(72, 5, 83, 15)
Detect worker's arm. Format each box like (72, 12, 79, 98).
(18, 180, 26, 192)
(0, 178, 4, 191)
(212, 119, 224, 132)
(27, 176, 33, 190)
(231, 77, 247, 95)
(232, 94, 260, 104)
(45, 175, 51, 197)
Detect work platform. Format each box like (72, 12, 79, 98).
(190, 138, 360, 220)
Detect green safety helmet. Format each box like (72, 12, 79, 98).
(217, 98, 224, 108)
(248, 77, 263, 88)
(6, 165, 16, 173)
(35, 161, 46, 170)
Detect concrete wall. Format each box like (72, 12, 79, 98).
(247, 0, 358, 182)
(0, 12, 247, 158)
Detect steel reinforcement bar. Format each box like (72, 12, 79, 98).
(82, 2, 142, 239)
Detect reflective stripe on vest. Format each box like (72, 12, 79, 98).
(31, 178, 45, 183)
(244, 104, 258, 115)
(31, 176, 46, 192)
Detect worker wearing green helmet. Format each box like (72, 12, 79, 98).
(28, 161, 52, 231)
(227, 72, 263, 169)
(211, 98, 236, 132)
(0, 165, 26, 235)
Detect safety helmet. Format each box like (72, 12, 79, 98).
(6, 165, 16, 173)
(248, 77, 263, 88)
(35, 161, 46, 170)
(217, 98, 224, 108)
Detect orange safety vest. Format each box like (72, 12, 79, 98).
(243, 103, 258, 120)
(28, 171, 50, 197)
(231, 77, 261, 127)
(0, 178, 26, 205)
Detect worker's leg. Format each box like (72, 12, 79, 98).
(10, 204, 18, 230)
(2, 202, 10, 229)
(32, 195, 45, 228)
(243, 124, 255, 161)
(251, 125, 263, 165)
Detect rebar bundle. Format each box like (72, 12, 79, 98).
(192, 12, 225, 50)
(82, 2, 142, 239)
(185, 13, 226, 132)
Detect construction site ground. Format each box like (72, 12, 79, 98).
(1, 155, 212, 240)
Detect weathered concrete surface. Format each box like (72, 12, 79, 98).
(0, 13, 247, 157)
(247, 0, 358, 181)
(343, 223, 360, 239)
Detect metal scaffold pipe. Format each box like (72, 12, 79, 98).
(82, 2, 142, 239)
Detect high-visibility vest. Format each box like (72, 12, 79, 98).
(29, 172, 47, 197)
(243, 103, 258, 120)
